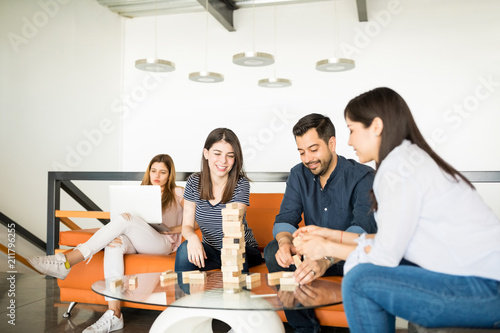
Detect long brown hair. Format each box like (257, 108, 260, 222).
(199, 128, 247, 203)
(344, 87, 474, 210)
(141, 154, 177, 212)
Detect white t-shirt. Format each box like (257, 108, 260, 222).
(345, 140, 500, 281)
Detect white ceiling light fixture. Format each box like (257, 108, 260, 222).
(233, 0, 274, 67)
(135, 0, 175, 72)
(316, 1, 355, 72)
(259, 6, 291, 88)
(189, 0, 224, 83)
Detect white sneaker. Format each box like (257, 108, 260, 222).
(26, 253, 70, 280)
(83, 309, 124, 333)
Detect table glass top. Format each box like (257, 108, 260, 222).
(91, 271, 342, 311)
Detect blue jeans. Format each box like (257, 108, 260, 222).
(264, 240, 345, 333)
(343, 263, 500, 332)
(174, 240, 263, 273)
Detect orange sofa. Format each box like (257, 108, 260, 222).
(56, 193, 347, 327)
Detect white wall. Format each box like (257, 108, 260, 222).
(122, 0, 500, 171)
(0, 0, 123, 245)
(122, 0, 500, 206)
(1, 0, 499, 250)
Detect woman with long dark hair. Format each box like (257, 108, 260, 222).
(294, 88, 500, 331)
(175, 128, 262, 273)
(28, 154, 184, 333)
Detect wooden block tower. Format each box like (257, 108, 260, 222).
(221, 203, 246, 292)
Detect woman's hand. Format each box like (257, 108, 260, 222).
(294, 234, 332, 261)
(186, 235, 207, 268)
(293, 225, 339, 242)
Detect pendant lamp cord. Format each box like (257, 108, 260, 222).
(204, 0, 209, 70)
(154, 0, 158, 59)
(334, 0, 339, 57)
(273, 6, 277, 78)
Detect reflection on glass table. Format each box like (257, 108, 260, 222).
(91, 271, 342, 333)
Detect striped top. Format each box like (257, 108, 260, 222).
(184, 173, 259, 251)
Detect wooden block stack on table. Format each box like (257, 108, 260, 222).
(221, 203, 246, 293)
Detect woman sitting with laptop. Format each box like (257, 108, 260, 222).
(28, 154, 184, 333)
(175, 128, 263, 273)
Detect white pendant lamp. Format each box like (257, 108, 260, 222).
(189, 0, 224, 83)
(316, 1, 355, 72)
(259, 7, 291, 88)
(135, 1, 175, 72)
(232, 0, 274, 67)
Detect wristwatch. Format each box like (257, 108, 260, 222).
(324, 256, 335, 267)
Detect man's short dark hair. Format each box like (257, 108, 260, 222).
(293, 113, 336, 144)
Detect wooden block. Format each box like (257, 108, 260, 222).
(280, 283, 298, 292)
(267, 271, 285, 280)
(182, 270, 200, 283)
(221, 248, 245, 256)
(189, 272, 207, 284)
(223, 237, 244, 245)
(110, 278, 123, 290)
(221, 208, 243, 216)
(293, 255, 302, 268)
(222, 242, 245, 250)
(246, 279, 261, 289)
(128, 276, 138, 289)
(223, 271, 241, 278)
(282, 272, 294, 278)
(225, 203, 239, 209)
(280, 277, 299, 292)
(223, 280, 246, 288)
(160, 273, 177, 282)
(223, 215, 243, 222)
(221, 253, 244, 261)
(223, 231, 245, 238)
(267, 271, 290, 286)
(161, 269, 174, 276)
(221, 264, 244, 272)
(223, 224, 244, 232)
(160, 278, 176, 287)
(222, 257, 245, 266)
(246, 273, 260, 283)
(222, 221, 243, 229)
(280, 277, 298, 286)
(223, 274, 246, 284)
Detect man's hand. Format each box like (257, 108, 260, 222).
(277, 289, 299, 308)
(275, 239, 296, 268)
(293, 257, 330, 285)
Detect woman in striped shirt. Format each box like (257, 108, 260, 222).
(175, 128, 262, 273)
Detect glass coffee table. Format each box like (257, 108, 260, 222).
(92, 271, 342, 333)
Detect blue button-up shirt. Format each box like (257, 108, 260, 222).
(272, 155, 377, 237)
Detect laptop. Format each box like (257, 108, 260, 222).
(109, 185, 170, 232)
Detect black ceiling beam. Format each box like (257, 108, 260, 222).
(356, 0, 368, 22)
(197, 0, 235, 31)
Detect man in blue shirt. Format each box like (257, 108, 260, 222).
(264, 113, 377, 332)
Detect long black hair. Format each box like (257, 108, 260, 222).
(344, 87, 474, 209)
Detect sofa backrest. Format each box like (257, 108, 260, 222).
(247, 193, 304, 250)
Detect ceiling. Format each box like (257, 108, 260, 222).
(96, 0, 367, 31)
